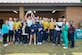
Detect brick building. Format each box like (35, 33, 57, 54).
(0, 0, 82, 28)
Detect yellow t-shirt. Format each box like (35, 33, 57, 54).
(13, 21, 22, 30)
(49, 22, 55, 29)
(42, 21, 49, 29)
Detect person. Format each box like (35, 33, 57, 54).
(68, 20, 75, 48)
(29, 21, 37, 45)
(8, 16, 14, 45)
(42, 18, 49, 42)
(37, 20, 44, 45)
(13, 18, 22, 44)
(25, 11, 35, 40)
(53, 18, 63, 46)
(22, 21, 29, 45)
(62, 19, 69, 49)
(49, 18, 55, 42)
(2, 20, 9, 47)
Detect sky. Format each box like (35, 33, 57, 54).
(0, 0, 81, 3)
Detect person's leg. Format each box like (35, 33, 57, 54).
(64, 33, 68, 47)
(18, 33, 22, 44)
(11, 31, 14, 42)
(29, 35, 33, 45)
(25, 35, 27, 44)
(9, 30, 11, 43)
(34, 34, 36, 45)
(70, 33, 74, 48)
(3, 34, 8, 46)
(57, 31, 61, 45)
(53, 30, 57, 44)
(45, 29, 48, 41)
(43, 30, 46, 41)
(15, 31, 18, 44)
(50, 30, 52, 41)
(23, 35, 27, 44)
(3, 34, 7, 44)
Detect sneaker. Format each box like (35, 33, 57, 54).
(29, 43, 31, 45)
(62, 44, 65, 46)
(24, 44, 27, 45)
(20, 42, 23, 44)
(34, 43, 36, 45)
(52, 44, 56, 46)
(39, 42, 42, 45)
(37, 42, 40, 45)
(3, 44, 8, 47)
(15, 42, 18, 45)
(58, 44, 60, 46)
(63, 47, 68, 49)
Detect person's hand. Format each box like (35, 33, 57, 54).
(31, 29, 34, 32)
(39, 28, 42, 31)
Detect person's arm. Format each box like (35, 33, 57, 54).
(31, 13, 36, 20)
(2, 25, 4, 34)
(25, 13, 28, 19)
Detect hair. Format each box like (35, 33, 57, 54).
(27, 14, 31, 18)
(69, 20, 73, 23)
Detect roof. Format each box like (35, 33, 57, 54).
(0, 0, 80, 3)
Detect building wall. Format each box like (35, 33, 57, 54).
(66, 7, 82, 28)
(55, 11, 66, 19)
(0, 13, 19, 22)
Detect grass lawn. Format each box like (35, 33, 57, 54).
(0, 40, 82, 55)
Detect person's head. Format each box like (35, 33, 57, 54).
(27, 14, 31, 19)
(39, 20, 42, 24)
(63, 19, 66, 25)
(5, 20, 8, 25)
(58, 18, 62, 22)
(50, 18, 54, 22)
(14, 18, 18, 22)
(54, 19, 56, 22)
(9, 16, 13, 21)
(69, 20, 73, 26)
(43, 17, 46, 21)
(23, 21, 27, 26)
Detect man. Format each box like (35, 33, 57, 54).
(13, 18, 22, 44)
(53, 18, 63, 46)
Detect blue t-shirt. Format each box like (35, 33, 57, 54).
(2, 24, 9, 34)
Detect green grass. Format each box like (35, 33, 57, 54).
(0, 40, 82, 55)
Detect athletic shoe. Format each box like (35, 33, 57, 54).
(52, 44, 56, 46)
(62, 44, 65, 46)
(37, 42, 40, 45)
(34, 43, 36, 45)
(20, 42, 23, 44)
(29, 43, 31, 45)
(58, 44, 60, 46)
(15, 42, 18, 45)
(3, 44, 8, 47)
(24, 44, 27, 45)
(63, 47, 68, 49)
(39, 42, 42, 45)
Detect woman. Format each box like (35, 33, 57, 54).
(25, 11, 36, 40)
(2, 20, 9, 47)
(62, 19, 69, 49)
(8, 16, 14, 45)
(22, 21, 29, 45)
(29, 21, 37, 45)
